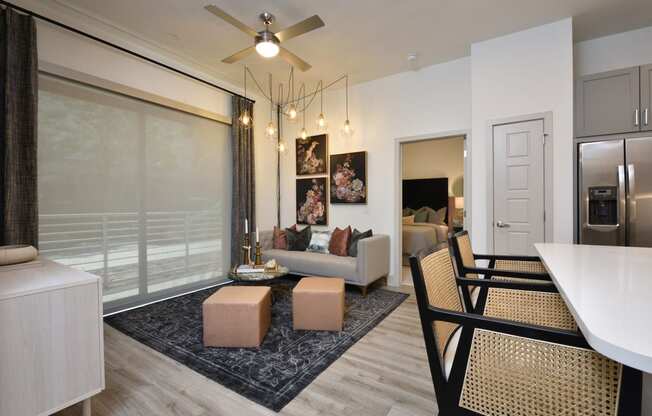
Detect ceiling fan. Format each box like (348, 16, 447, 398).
(204, 5, 324, 72)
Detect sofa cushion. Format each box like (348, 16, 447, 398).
(273, 225, 296, 250)
(307, 230, 331, 254)
(262, 249, 357, 281)
(329, 226, 351, 256)
(287, 226, 311, 251)
(348, 228, 372, 257)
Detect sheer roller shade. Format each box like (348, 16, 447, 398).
(37, 74, 231, 313)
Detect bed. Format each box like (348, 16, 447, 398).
(401, 178, 452, 264)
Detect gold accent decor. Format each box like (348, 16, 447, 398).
(254, 242, 263, 266)
(242, 234, 252, 266)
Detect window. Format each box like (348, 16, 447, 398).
(38, 74, 231, 313)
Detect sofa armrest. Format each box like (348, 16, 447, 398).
(356, 234, 390, 286)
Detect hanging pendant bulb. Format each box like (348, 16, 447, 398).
(278, 140, 287, 153)
(341, 119, 354, 137)
(240, 110, 251, 127)
(316, 113, 327, 130)
(287, 103, 297, 120)
(300, 127, 308, 140)
(266, 121, 276, 138)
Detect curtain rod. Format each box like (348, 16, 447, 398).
(0, 0, 254, 104)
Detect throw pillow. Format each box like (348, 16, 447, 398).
(307, 231, 331, 254)
(414, 207, 429, 223)
(348, 228, 373, 257)
(402, 215, 415, 225)
(429, 207, 447, 225)
(287, 226, 311, 251)
(402, 207, 415, 217)
(273, 225, 297, 249)
(329, 226, 351, 256)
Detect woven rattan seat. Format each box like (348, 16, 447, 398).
(483, 288, 577, 331)
(460, 329, 621, 416)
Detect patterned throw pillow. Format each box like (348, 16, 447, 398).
(402, 215, 415, 225)
(329, 226, 351, 256)
(307, 231, 331, 254)
(286, 226, 312, 251)
(348, 228, 373, 257)
(402, 207, 415, 217)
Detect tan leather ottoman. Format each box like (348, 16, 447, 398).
(293, 277, 345, 331)
(203, 286, 271, 348)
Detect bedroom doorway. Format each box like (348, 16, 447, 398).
(399, 134, 468, 285)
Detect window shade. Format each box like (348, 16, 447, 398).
(38, 74, 231, 313)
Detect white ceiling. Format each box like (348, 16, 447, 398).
(25, 0, 652, 88)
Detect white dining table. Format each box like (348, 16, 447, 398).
(535, 243, 652, 372)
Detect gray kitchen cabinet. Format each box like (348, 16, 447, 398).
(575, 66, 640, 137)
(640, 64, 652, 132)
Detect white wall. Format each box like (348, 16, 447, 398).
(471, 18, 574, 253)
(402, 136, 465, 197)
(278, 57, 471, 285)
(575, 25, 652, 76)
(33, 22, 277, 233)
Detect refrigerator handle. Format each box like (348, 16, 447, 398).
(627, 164, 636, 245)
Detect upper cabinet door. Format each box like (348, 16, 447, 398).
(640, 64, 652, 132)
(575, 66, 640, 137)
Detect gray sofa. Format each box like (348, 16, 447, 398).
(260, 230, 390, 296)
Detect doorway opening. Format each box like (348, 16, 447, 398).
(399, 134, 468, 285)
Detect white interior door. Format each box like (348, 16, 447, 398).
(492, 120, 545, 255)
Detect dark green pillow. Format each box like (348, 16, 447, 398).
(414, 207, 429, 223)
(287, 226, 311, 251)
(348, 228, 373, 257)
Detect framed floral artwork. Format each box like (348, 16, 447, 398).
(296, 134, 328, 176)
(330, 151, 367, 204)
(296, 177, 328, 225)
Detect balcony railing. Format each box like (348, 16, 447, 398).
(39, 210, 226, 302)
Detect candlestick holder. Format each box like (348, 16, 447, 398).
(242, 234, 252, 265)
(254, 242, 263, 266)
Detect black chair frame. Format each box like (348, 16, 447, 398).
(409, 251, 642, 416)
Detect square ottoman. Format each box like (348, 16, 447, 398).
(293, 277, 345, 331)
(203, 286, 271, 348)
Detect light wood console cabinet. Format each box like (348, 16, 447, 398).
(0, 259, 104, 416)
(575, 64, 652, 137)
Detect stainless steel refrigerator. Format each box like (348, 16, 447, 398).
(579, 137, 652, 246)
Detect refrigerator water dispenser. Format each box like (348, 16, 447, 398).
(588, 186, 618, 226)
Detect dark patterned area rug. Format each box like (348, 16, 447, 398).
(105, 278, 408, 412)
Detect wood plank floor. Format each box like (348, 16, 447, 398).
(57, 286, 436, 416)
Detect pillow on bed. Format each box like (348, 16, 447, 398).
(414, 207, 429, 223)
(402, 215, 415, 225)
(402, 208, 415, 217)
(428, 207, 447, 225)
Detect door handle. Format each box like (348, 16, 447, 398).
(635, 108, 640, 126)
(628, 164, 637, 244)
(496, 221, 510, 228)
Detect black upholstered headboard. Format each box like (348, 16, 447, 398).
(402, 178, 448, 212)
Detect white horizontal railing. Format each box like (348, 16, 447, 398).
(39, 210, 225, 301)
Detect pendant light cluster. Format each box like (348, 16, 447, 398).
(240, 66, 354, 150)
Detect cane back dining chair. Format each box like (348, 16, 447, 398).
(409, 247, 641, 416)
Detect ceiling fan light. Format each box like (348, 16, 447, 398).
(255, 40, 279, 58)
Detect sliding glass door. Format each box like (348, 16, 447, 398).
(37, 74, 230, 313)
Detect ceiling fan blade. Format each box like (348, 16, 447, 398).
(279, 47, 311, 72)
(222, 46, 255, 64)
(204, 5, 258, 38)
(274, 15, 324, 43)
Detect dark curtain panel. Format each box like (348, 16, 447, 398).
(0, 8, 38, 247)
(231, 96, 255, 267)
